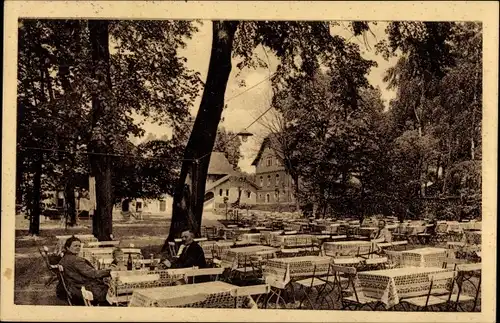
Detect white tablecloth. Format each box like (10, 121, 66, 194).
(221, 245, 277, 268)
(355, 266, 452, 308)
(323, 240, 373, 257)
(270, 234, 314, 248)
(263, 256, 331, 287)
(129, 281, 240, 307)
(400, 247, 447, 268)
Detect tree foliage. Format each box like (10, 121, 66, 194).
(213, 127, 242, 170)
(16, 19, 201, 236)
(252, 21, 482, 222)
(269, 71, 385, 218)
(113, 137, 183, 202)
(374, 22, 482, 220)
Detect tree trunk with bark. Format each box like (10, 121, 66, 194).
(57, 28, 79, 227)
(28, 46, 49, 235)
(470, 63, 478, 161)
(89, 20, 113, 241)
(312, 202, 319, 220)
(29, 152, 43, 235)
(163, 21, 239, 247)
(442, 134, 453, 194)
(90, 155, 113, 239)
(293, 175, 300, 212)
(64, 179, 77, 227)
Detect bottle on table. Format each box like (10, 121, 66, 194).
(149, 254, 155, 271)
(127, 253, 133, 271)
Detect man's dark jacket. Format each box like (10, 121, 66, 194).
(172, 241, 207, 269)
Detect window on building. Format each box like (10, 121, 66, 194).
(276, 174, 280, 186)
(136, 201, 142, 211)
(267, 175, 271, 187)
(266, 194, 270, 203)
(276, 158, 281, 166)
(122, 199, 130, 212)
(266, 156, 272, 166)
(226, 189, 229, 196)
(247, 191, 251, 198)
(159, 200, 166, 212)
(219, 189, 223, 196)
(274, 191, 279, 200)
(260, 176, 263, 187)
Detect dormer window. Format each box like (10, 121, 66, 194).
(266, 156, 272, 167)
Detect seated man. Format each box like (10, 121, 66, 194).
(161, 230, 207, 269)
(160, 230, 208, 284)
(371, 220, 392, 243)
(58, 236, 111, 305)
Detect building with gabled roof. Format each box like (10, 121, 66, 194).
(204, 173, 259, 212)
(251, 134, 295, 205)
(207, 151, 237, 184)
(203, 152, 258, 211)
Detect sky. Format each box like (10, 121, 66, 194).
(135, 21, 399, 173)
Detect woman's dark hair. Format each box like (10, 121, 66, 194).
(64, 236, 81, 250)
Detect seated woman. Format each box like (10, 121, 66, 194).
(109, 247, 128, 271)
(58, 236, 111, 305)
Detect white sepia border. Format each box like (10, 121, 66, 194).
(2, 1, 498, 322)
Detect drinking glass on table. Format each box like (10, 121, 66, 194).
(149, 254, 157, 270)
(135, 255, 143, 270)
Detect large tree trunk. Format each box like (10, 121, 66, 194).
(292, 174, 300, 212)
(163, 21, 238, 247)
(16, 161, 25, 206)
(64, 180, 77, 227)
(29, 153, 43, 235)
(442, 135, 452, 195)
(89, 20, 113, 241)
(57, 21, 80, 227)
(90, 156, 113, 239)
(312, 202, 319, 220)
(28, 47, 48, 235)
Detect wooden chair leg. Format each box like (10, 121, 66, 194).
(45, 275, 58, 287)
